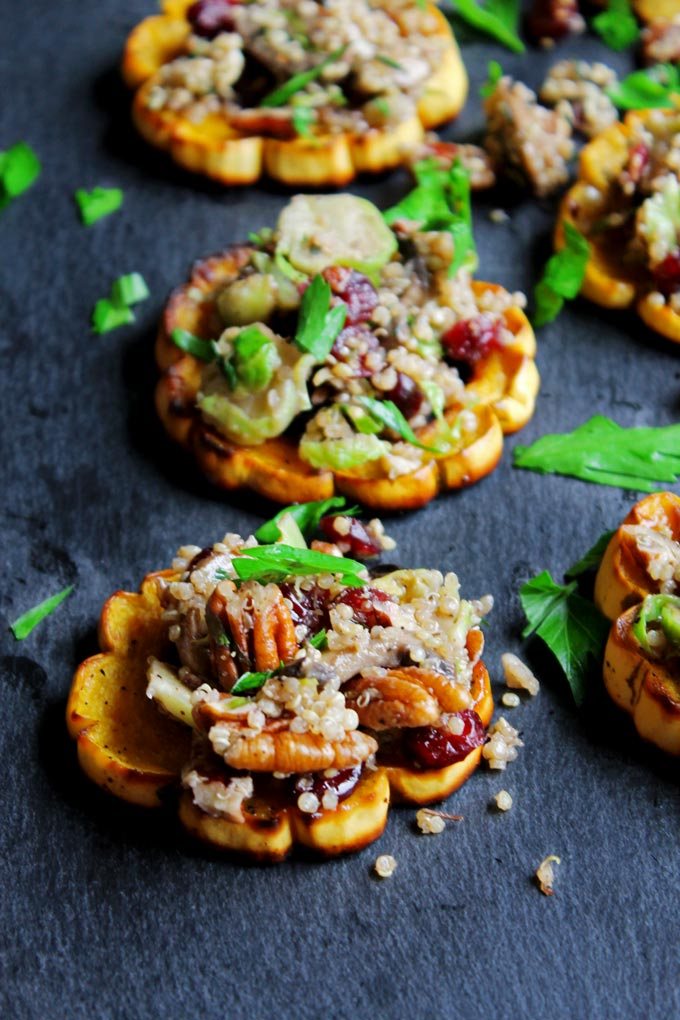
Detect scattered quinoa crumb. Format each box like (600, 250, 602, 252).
(375, 854, 397, 878)
(494, 790, 513, 812)
(483, 716, 523, 770)
(417, 809, 446, 834)
(489, 208, 510, 224)
(415, 808, 462, 833)
(501, 692, 521, 708)
(535, 854, 561, 896)
(502, 653, 540, 696)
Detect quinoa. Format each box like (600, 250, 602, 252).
(483, 717, 523, 770)
(484, 76, 574, 197)
(146, 0, 448, 133)
(540, 60, 619, 139)
(535, 854, 561, 896)
(641, 17, 680, 66)
(502, 652, 540, 696)
(374, 854, 397, 877)
(493, 790, 513, 812)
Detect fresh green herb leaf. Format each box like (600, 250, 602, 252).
(383, 159, 477, 277)
(255, 497, 353, 544)
(514, 415, 680, 491)
(632, 594, 680, 655)
(376, 54, 403, 69)
(111, 272, 150, 307)
(592, 0, 640, 51)
(355, 395, 443, 453)
(248, 227, 274, 247)
(231, 670, 276, 695)
(607, 63, 680, 111)
(445, 0, 525, 53)
(294, 274, 347, 362)
(231, 544, 366, 586)
(92, 299, 135, 334)
(274, 249, 308, 285)
(291, 105, 316, 138)
(519, 571, 610, 705)
(0, 141, 41, 202)
(10, 585, 74, 640)
(566, 530, 615, 578)
(74, 186, 123, 226)
(170, 327, 216, 362)
(309, 629, 328, 650)
(480, 59, 504, 97)
(419, 379, 445, 419)
(260, 45, 348, 108)
(533, 221, 590, 326)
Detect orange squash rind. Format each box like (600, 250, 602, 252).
(67, 568, 493, 860)
(594, 492, 680, 622)
(559, 109, 680, 344)
(155, 249, 538, 510)
(123, 1, 468, 188)
(603, 605, 680, 756)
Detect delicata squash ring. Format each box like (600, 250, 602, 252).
(67, 506, 494, 861)
(156, 192, 538, 511)
(595, 492, 680, 622)
(122, 0, 468, 187)
(604, 597, 680, 756)
(559, 107, 680, 344)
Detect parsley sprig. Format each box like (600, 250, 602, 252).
(592, 0, 640, 52)
(10, 585, 74, 640)
(0, 141, 41, 209)
(607, 64, 680, 111)
(230, 545, 366, 586)
(514, 416, 680, 491)
(75, 186, 123, 226)
(255, 497, 356, 544)
(294, 275, 347, 362)
(260, 46, 347, 108)
(442, 0, 525, 54)
(520, 571, 610, 706)
(534, 222, 590, 327)
(384, 159, 477, 278)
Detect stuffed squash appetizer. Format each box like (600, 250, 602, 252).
(67, 501, 494, 861)
(122, 0, 468, 187)
(156, 185, 538, 510)
(560, 107, 680, 344)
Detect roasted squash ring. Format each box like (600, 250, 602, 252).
(634, 0, 680, 21)
(155, 246, 538, 511)
(603, 603, 680, 756)
(558, 108, 680, 344)
(594, 492, 680, 622)
(122, 0, 468, 188)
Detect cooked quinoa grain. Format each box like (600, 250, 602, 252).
(502, 653, 540, 696)
(483, 717, 523, 770)
(375, 854, 397, 878)
(535, 854, 561, 896)
(501, 692, 521, 708)
(416, 809, 446, 834)
(493, 790, 513, 812)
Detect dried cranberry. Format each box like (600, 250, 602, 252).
(187, 0, 236, 37)
(653, 252, 680, 297)
(331, 325, 382, 378)
(526, 0, 584, 42)
(404, 711, 486, 769)
(332, 587, 393, 629)
(319, 516, 381, 558)
(279, 582, 331, 634)
(292, 765, 362, 807)
(322, 267, 378, 326)
(384, 371, 424, 420)
(442, 315, 502, 368)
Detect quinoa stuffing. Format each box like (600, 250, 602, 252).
(483, 75, 574, 197)
(482, 717, 523, 770)
(143, 0, 450, 136)
(540, 60, 619, 139)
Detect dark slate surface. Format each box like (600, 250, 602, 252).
(2, 3, 680, 1018)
